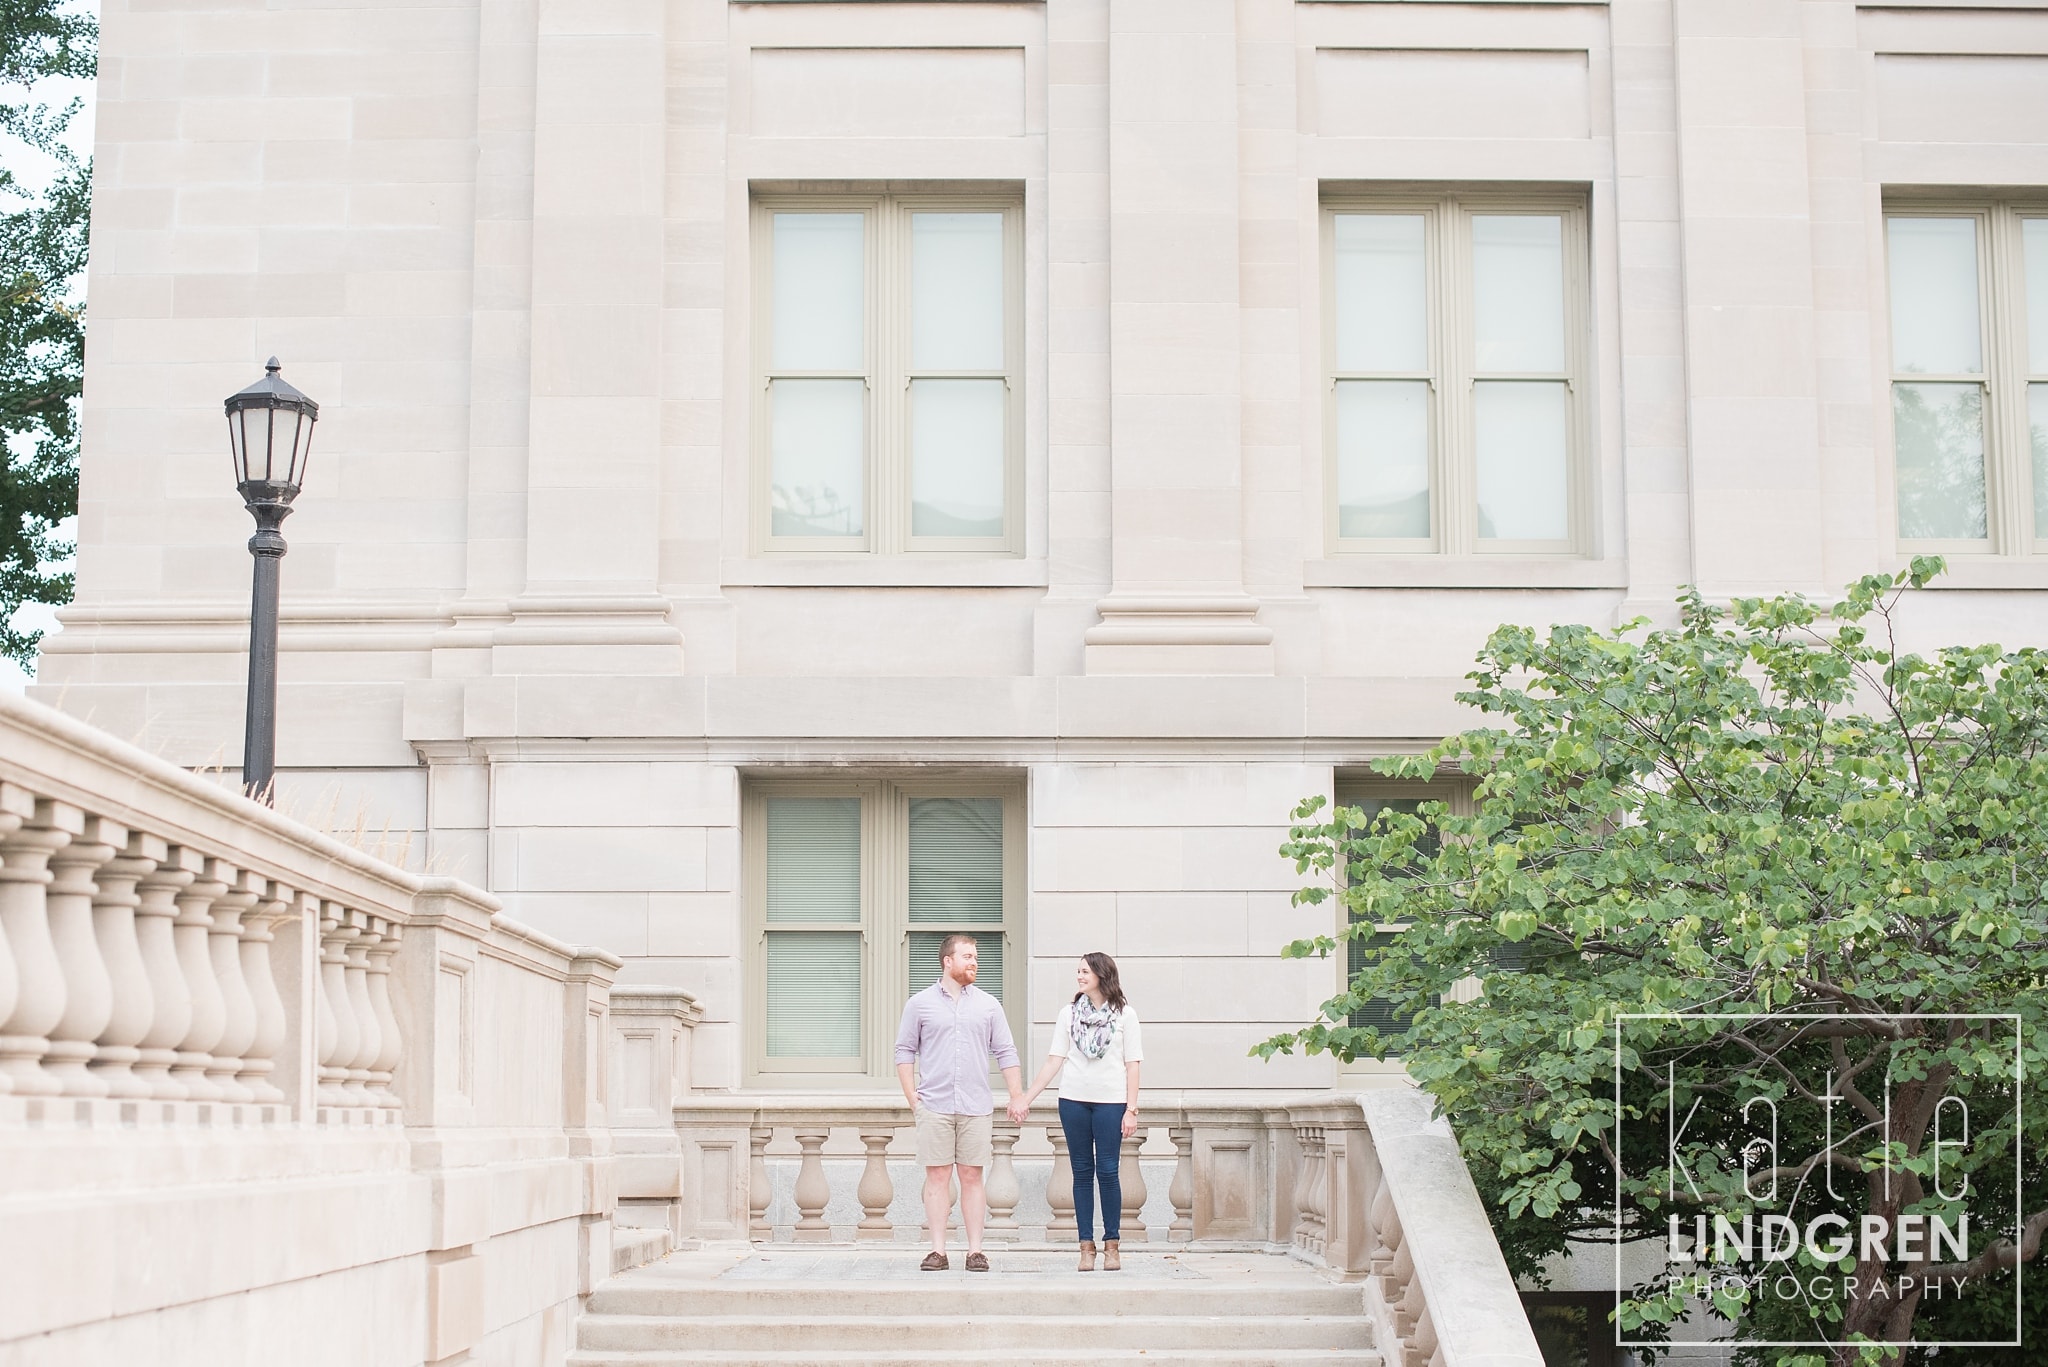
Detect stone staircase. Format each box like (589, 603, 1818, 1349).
(569, 1248, 1383, 1367)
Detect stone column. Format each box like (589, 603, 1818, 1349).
(1083, 0, 1271, 675)
(506, 0, 682, 676)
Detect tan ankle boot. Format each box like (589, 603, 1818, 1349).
(1103, 1238, 1121, 1271)
(1077, 1240, 1097, 1272)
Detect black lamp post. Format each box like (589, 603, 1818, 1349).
(224, 357, 319, 805)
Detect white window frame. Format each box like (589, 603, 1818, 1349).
(1882, 197, 2048, 558)
(743, 775, 1026, 1087)
(1321, 191, 1592, 558)
(750, 191, 1025, 558)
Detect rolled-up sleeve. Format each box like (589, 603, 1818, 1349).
(988, 999, 1020, 1071)
(893, 996, 923, 1065)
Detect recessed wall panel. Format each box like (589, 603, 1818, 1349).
(751, 47, 1026, 138)
(1875, 55, 2048, 146)
(1315, 48, 1590, 140)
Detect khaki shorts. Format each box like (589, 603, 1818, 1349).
(915, 1108, 993, 1169)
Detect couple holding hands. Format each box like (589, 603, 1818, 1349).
(893, 935, 1142, 1273)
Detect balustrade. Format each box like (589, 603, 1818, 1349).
(686, 1094, 1538, 1367)
(0, 687, 549, 1130)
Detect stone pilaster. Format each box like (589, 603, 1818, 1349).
(1084, 0, 1272, 674)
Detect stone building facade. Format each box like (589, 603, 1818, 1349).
(42, 0, 2048, 1103)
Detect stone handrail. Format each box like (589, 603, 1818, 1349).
(675, 1089, 1542, 1367)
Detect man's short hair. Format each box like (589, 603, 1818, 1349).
(938, 933, 977, 963)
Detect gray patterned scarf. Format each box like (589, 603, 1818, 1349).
(1070, 995, 1118, 1061)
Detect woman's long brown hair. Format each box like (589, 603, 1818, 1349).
(1074, 951, 1128, 1012)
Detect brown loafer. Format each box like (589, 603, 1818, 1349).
(920, 1251, 948, 1271)
(964, 1252, 990, 1272)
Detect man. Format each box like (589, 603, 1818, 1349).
(894, 933, 1023, 1272)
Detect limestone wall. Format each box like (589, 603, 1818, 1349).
(37, 0, 2048, 1094)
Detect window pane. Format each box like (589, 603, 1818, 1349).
(2026, 220, 2048, 374)
(912, 212, 1005, 371)
(909, 930, 1003, 1006)
(1472, 215, 1566, 373)
(1887, 217, 1982, 375)
(2032, 385, 2048, 538)
(1335, 379, 1429, 539)
(1339, 799, 1442, 1035)
(909, 797, 1004, 924)
(910, 379, 1005, 538)
(772, 213, 865, 371)
(1334, 214, 1427, 373)
(1474, 381, 1569, 542)
(766, 932, 861, 1058)
(1894, 381, 1987, 540)
(1345, 930, 1436, 1036)
(770, 379, 865, 538)
(766, 797, 861, 923)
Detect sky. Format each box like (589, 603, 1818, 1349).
(0, 33, 98, 693)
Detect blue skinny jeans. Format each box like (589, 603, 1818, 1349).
(1058, 1098, 1126, 1242)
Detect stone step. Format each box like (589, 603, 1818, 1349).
(588, 1280, 1367, 1320)
(577, 1313, 1372, 1353)
(567, 1351, 1383, 1367)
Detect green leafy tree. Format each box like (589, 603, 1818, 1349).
(1259, 560, 2048, 1366)
(0, 0, 93, 667)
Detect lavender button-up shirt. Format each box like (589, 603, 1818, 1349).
(893, 979, 1019, 1116)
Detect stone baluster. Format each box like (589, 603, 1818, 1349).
(1167, 1125, 1194, 1241)
(89, 831, 165, 1098)
(0, 810, 73, 1095)
(340, 912, 380, 1103)
(1310, 1129, 1331, 1254)
(365, 918, 403, 1108)
(235, 882, 292, 1104)
(43, 815, 120, 1096)
(855, 1128, 895, 1239)
(1410, 1301, 1440, 1367)
(1119, 1127, 1150, 1240)
(748, 1128, 773, 1241)
(168, 860, 230, 1101)
(1367, 1182, 1398, 1279)
(204, 864, 262, 1103)
(791, 1129, 832, 1241)
(1046, 1121, 1076, 1240)
(316, 903, 357, 1108)
(0, 801, 25, 1094)
(132, 855, 197, 1098)
(1294, 1125, 1327, 1256)
(985, 1123, 1021, 1239)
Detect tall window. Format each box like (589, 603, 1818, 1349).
(1324, 192, 1589, 556)
(745, 778, 1023, 1082)
(1884, 201, 2048, 553)
(753, 193, 1022, 555)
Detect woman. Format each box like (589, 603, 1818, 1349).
(1019, 952, 1142, 1271)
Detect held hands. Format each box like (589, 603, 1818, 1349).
(1006, 1094, 1032, 1124)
